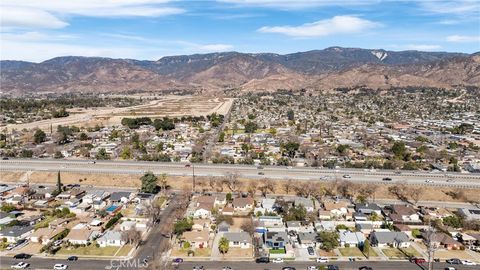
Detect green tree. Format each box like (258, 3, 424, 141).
(226, 192, 232, 202)
(218, 132, 225, 143)
(218, 236, 229, 255)
(95, 148, 110, 160)
(120, 147, 132, 160)
(317, 231, 339, 251)
(282, 141, 300, 158)
(78, 132, 89, 141)
(56, 171, 62, 193)
(173, 218, 193, 235)
(244, 121, 258, 133)
(287, 109, 295, 121)
(33, 129, 47, 144)
(391, 141, 407, 159)
(140, 171, 158, 193)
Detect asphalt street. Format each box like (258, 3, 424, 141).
(1, 159, 479, 188)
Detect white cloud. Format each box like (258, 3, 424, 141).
(0, 0, 184, 30)
(419, 0, 479, 15)
(258, 15, 380, 37)
(197, 44, 234, 52)
(404, 44, 442, 51)
(219, 0, 376, 9)
(446, 35, 480, 43)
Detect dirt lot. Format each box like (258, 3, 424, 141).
(5, 96, 234, 131)
(2, 171, 479, 203)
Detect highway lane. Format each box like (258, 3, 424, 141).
(1, 159, 479, 188)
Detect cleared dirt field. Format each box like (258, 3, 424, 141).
(4, 96, 234, 132)
(2, 170, 480, 204)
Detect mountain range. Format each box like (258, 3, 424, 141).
(1, 47, 479, 94)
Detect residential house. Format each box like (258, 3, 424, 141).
(422, 232, 463, 250)
(458, 208, 480, 221)
(323, 201, 349, 219)
(217, 221, 230, 233)
(0, 226, 33, 243)
(223, 232, 252, 249)
(109, 192, 133, 204)
(261, 198, 277, 213)
(65, 228, 100, 245)
(97, 230, 125, 247)
(339, 230, 366, 247)
(294, 197, 315, 212)
(370, 231, 411, 248)
(355, 203, 382, 216)
(298, 232, 317, 248)
(264, 231, 288, 250)
(286, 221, 302, 233)
(182, 230, 209, 249)
(233, 197, 254, 212)
(29, 227, 63, 244)
(389, 205, 421, 224)
(192, 219, 211, 232)
(193, 202, 213, 219)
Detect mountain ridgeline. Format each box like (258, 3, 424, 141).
(1, 47, 479, 94)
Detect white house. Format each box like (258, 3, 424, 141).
(97, 231, 125, 247)
(223, 232, 252, 249)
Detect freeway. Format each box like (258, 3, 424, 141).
(1, 159, 479, 188)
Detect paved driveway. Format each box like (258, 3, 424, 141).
(295, 247, 316, 261)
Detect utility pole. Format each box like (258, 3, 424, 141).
(426, 224, 437, 270)
(192, 164, 196, 193)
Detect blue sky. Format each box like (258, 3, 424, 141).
(1, 0, 479, 62)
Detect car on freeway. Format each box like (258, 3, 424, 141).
(425, 180, 434, 183)
(192, 266, 204, 270)
(446, 179, 455, 182)
(67, 256, 78, 261)
(446, 258, 461, 264)
(11, 262, 29, 269)
(258, 172, 265, 175)
(185, 164, 191, 167)
(461, 260, 477, 265)
(2, 157, 9, 160)
(255, 257, 269, 263)
(272, 258, 284, 263)
(343, 174, 351, 178)
(307, 266, 318, 270)
(282, 267, 296, 270)
(257, 166, 264, 169)
(316, 257, 329, 263)
(359, 267, 373, 270)
(13, 253, 31, 260)
(327, 265, 339, 270)
(307, 246, 315, 255)
(53, 264, 68, 270)
(382, 177, 392, 181)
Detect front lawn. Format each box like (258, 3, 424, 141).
(269, 248, 286, 254)
(338, 247, 364, 257)
(57, 245, 122, 257)
(382, 247, 420, 258)
(34, 216, 55, 229)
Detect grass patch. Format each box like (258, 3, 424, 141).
(115, 245, 133, 257)
(34, 216, 55, 229)
(269, 248, 286, 254)
(338, 247, 364, 257)
(56, 245, 121, 256)
(382, 247, 419, 258)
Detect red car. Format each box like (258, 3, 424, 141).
(410, 257, 426, 264)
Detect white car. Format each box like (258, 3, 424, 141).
(11, 262, 29, 269)
(461, 260, 477, 266)
(307, 266, 318, 270)
(316, 257, 329, 263)
(53, 264, 68, 270)
(343, 174, 351, 178)
(272, 258, 284, 263)
(425, 180, 434, 183)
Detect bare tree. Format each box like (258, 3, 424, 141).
(359, 183, 378, 201)
(159, 173, 168, 194)
(240, 218, 256, 237)
(259, 179, 275, 197)
(388, 182, 408, 202)
(121, 228, 141, 246)
(247, 181, 258, 196)
(336, 180, 353, 198)
(409, 186, 424, 206)
(311, 182, 326, 202)
(208, 177, 216, 191)
(283, 179, 294, 194)
(225, 172, 240, 193)
(144, 200, 162, 227)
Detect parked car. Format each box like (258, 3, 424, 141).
(307, 267, 318, 270)
(53, 264, 68, 270)
(359, 267, 373, 270)
(327, 265, 339, 270)
(461, 260, 476, 266)
(13, 254, 31, 260)
(410, 257, 426, 264)
(67, 256, 78, 261)
(53, 240, 63, 246)
(222, 267, 232, 270)
(446, 258, 461, 264)
(445, 267, 457, 270)
(255, 257, 269, 263)
(316, 257, 329, 263)
(11, 262, 29, 269)
(282, 268, 296, 270)
(272, 258, 284, 263)
(307, 246, 315, 255)
(192, 266, 204, 270)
